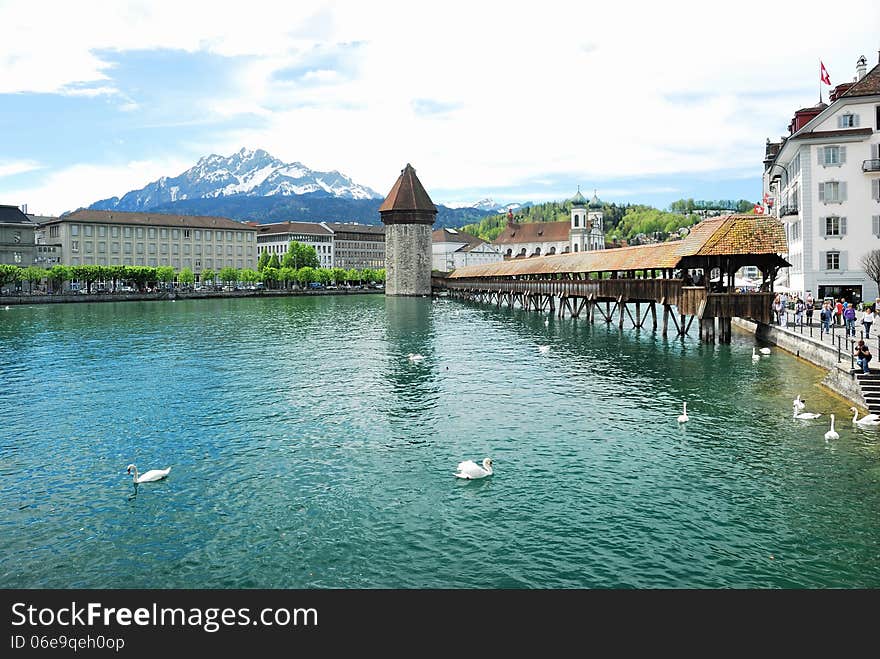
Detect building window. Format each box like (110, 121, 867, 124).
(111, 226, 119, 238)
(172, 244, 179, 255)
(161, 244, 168, 254)
(819, 181, 846, 203)
(226, 231, 233, 241)
(216, 246, 223, 256)
(826, 252, 840, 270)
(822, 145, 845, 166)
(124, 227, 132, 238)
(85, 242, 93, 254)
(574, 214, 579, 227)
(247, 233, 253, 242)
(194, 245, 201, 255)
(71, 240, 79, 252)
(236, 231, 243, 241)
(124, 243, 132, 254)
(227, 245, 233, 256)
(84, 225, 93, 237)
(838, 113, 858, 128)
(111, 242, 120, 253)
(136, 243, 144, 254)
(172, 229, 179, 239)
(184, 244, 191, 255)
(216, 230, 223, 240)
(98, 226, 106, 237)
(825, 216, 847, 236)
(71, 224, 80, 236)
(50, 225, 60, 238)
(148, 228, 157, 239)
(148, 243, 157, 255)
(204, 231, 211, 241)
(136, 228, 144, 238)
(98, 242, 106, 253)
(194, 230, 200, 240)
(160, 228, 168, 239)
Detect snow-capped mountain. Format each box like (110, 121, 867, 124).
(442, 198, 532, 213)
(89, 148, 382, 212)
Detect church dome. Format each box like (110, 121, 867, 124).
(570, 188, 587, 207)
(589, 192, 602, 209)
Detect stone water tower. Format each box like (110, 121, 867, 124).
(379, 164, 437, 296)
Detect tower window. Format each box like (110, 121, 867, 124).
(574, 214, 580, 228)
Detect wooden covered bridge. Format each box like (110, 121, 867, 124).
(432, 214, 789, 343)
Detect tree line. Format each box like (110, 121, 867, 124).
(0, 241, 385, 294)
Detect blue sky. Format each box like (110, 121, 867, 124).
(1, 0, 878, 215)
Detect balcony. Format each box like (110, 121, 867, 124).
(863, 159, 880, 173)
(778, 205, 799, 218)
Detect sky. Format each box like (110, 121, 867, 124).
(1, 0, 879, 216)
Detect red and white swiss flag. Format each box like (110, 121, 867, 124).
(820, 61, 831, 85)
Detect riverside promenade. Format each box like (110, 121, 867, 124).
(733, 309, 880, 413)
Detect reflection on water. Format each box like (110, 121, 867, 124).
(1, 295, 879, 588)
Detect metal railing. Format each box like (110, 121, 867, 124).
(862, 159, 880, 172)
(778, 308, 878, 371)
(778, 205, 799, 217)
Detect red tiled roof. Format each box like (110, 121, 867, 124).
(449, 215, 788, 279)
(56, 209, 254, 230)
(840, 62, 880, 98)
(378, 164, 437, 213)
(492, 220, 570, 244)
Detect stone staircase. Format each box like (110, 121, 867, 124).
(856, 372, 880, 415)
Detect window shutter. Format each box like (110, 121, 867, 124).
(820, 250, 827, 269)
(873, 144, 880, 160)
(841, 181, 847, 201)
(840, 146, 846, 164)
(853, 114, 860, 127)
(837, 116, 844, 129)
(820, 216, 826, 236)
(818, 146, 824, 164)
(840, 251, 847, 271)
(841, 217, 847, 235)
(873, 216, 880, 237)
(819, 182, 825, 201)
(874, 179, 880, 201)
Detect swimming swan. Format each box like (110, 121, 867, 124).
(752, 348, 760, 361)
(538, 345, 551, 354)
(793, 409, 821, 420)
(759, 347, 771, 355)
(677, 402, 689, 424)
(126, 464, 171, 483)
(408, 353, 425, 363)
(455, 458, 493, 479)
(850, 407, 880, 426)
(793, 395, 806, 411)
(824, 415, 839, 441)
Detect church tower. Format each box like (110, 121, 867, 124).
(587, 191, 605, 251)
(569, 187, 588, 253)
(379, 164, 437, 296)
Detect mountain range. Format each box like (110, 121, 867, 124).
(82, 148, 495, 228)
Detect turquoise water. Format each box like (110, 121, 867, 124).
(1, 295, 879, 588)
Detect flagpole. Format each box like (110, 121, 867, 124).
(819, 59, 822, 104)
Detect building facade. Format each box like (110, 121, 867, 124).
(326, 223, 385, 270)
(492, 189, 605, 259)
(0, 205, 36, 266)
(255, 221, 334, 267)
(764, 54, 880, 303)
(432, 227, 503, 272)
(38, 210, 258, 278)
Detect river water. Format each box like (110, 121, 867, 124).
(1, 294, 879, 588)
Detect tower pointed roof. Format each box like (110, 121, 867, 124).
(570, 186, 587, 207)
(378, 163, 437, 213)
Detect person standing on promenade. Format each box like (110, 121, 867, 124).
(795, 296, 805, 327)
(862, 306, 875, 339)
(855, 340, 872, 374)
(844, 302, 857, 337)
(780, 292, 789, 327)
(821, 302, 832, 333)
(836, 298, 844, 326)
(805, 292, 814, 326)
(772, 293, 782, 325)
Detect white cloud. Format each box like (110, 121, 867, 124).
(3, 158, 191, 216)
(0, 160, 41, 178)
(3, 0, 879, 205)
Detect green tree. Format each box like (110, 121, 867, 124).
(262, 266, 280, 288)
(71, 265, 102, 293)
(178, 267, 195, 288)
(257, 250, 271, 271)
(268, 253, 281, 269)
(219, 266, 238, 285)
(329, 267, 347, 285)
(279, 266, 297, 289)
(296, 266, 318, 287)
(156, 265, 176, 290)
(200, 269, 216, 287)
(239, 268, 260, 284)
(21, 266, 45, 294)
(48, 264, 70, 293)
(0, 264, 22, 291)
(282, 241, 320, 270)
(375, 268, 386, 283)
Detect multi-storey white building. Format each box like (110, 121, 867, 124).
(431, 227, 503, 272)
(492, 189, 605, 259)
(39, 209, 258, 277)
(764, 54, 880, 304)
(254, 221, 334, 268)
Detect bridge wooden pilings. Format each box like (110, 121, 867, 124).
(433, 277, 775, 343)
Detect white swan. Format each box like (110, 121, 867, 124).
(407, 353, 425, 363)
(793, 409, 821, 420)
(759, 347, 771, 355)
(538, 345, 551, 354)
(677, 402, 689, 424)
(850, 407, 880, 426)
(126, 464, 171, 483)
(455, 458, 493, 479)
(3, 306, 9, 311)
(751, 347, 760, 361)
(793, 395, 806, 411)
(544, 319, 549, 326)
(824, 415, 839, 441)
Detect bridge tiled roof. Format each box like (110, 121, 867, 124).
(448, 215, 787, 278)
